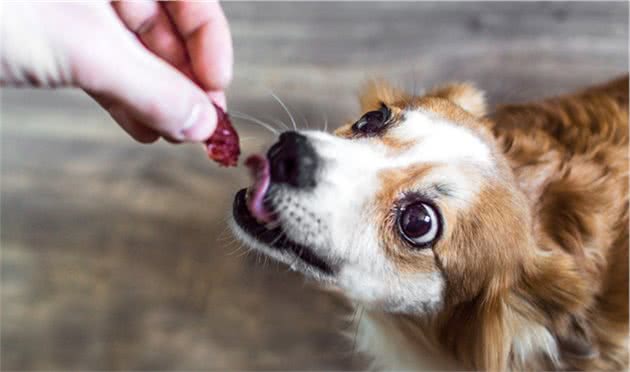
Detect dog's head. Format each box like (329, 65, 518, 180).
(231, 81, 537, 314)
(231, 80, 614, 370)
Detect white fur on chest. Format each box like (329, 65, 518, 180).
(354, 309, 562, 371)
(355, 310, 459, 370)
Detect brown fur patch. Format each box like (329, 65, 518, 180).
(436, 182, 532, 306)
(358, 79, 412, 112)
(333, 124, 354, 139)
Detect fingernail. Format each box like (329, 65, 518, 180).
(180, 104, 216, 142)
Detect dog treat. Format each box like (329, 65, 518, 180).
(205, 103, 240, 167)
(244, 154, 276, 224)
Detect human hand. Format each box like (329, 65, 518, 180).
(1, 1, 233, 144)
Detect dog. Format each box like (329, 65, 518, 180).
(230, 75, 628, 370)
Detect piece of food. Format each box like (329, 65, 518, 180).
(205, 103, 240, 167)
(244, 154, 276, 224)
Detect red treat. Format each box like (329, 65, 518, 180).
(205, 103, 240, 167)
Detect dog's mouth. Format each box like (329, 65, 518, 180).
(243, 154, 276, 224)
(232, 155, 334, 275)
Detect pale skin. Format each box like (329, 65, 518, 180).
(1, 1, 233, 144)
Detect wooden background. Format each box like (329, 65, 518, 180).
(2, 2, 628, 370)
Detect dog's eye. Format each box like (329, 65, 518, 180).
(397, 201, 441, 248)
(352, 105, 390, 135)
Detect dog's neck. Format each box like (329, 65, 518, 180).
(355, 287, 564, 371)
(355, 310, 458, 370)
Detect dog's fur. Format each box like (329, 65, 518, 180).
(232, 76, 628, 370)
(350, 76, 629, 370)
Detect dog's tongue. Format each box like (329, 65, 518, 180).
(245, 155, 276, 224)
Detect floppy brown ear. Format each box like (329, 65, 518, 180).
(358, 79, 410, 112)
(427, 82, 487, 117)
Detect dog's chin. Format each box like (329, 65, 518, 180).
(231, 188, 335, 278)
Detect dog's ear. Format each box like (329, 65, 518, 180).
(427, 82, 487, 117)
(358, 79, 410, 112)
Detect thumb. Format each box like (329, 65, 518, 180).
(79, 28, 218, 142)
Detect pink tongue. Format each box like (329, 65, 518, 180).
(245, 155, 276, 224)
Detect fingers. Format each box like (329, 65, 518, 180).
(112, 1, 189, 73)
(111, 1, 159, 34)
(164, 1, 233, 91)
(112, 0, 233, 92)
(78, 1, 233, 144)
(87, 90, 160, 144)
(208, 91, 227, 110)
(79, 21, 219, 143)
(110, 107, 161, 144)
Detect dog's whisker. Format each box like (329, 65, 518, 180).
(263, 115, 290, 131)
(270, 233, 284, 247)
(351, 306, 365, 357)
(267, 145, 282, 160)
(231, 109, 283, 131)
(225, 242, 247, 257)
(234, 246, 252, 258)
(322, 111, 329, 133)
(296, 108, 310, 130)
(221, 236, 239, 249)
(217, 234, 238, 246)
(268, 90, 298, 131)
(230, 112, 279, 135)
(232, 119, 278, 136)
(287, 251, 301, 272)
(215, 226, 232, 243)
(412, 74, 420, 96)
(348, 304, 361, 325)
(225, 244, 243, 257)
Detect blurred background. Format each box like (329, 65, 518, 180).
(1, 2, 628, 370)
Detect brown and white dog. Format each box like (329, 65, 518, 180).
(231, 76, 629, 370)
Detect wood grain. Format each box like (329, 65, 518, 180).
(1, 2, 627, 370)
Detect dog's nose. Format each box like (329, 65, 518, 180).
(268, 131, 318, 188)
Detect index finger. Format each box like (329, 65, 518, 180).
(164, 1, 233, 91)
